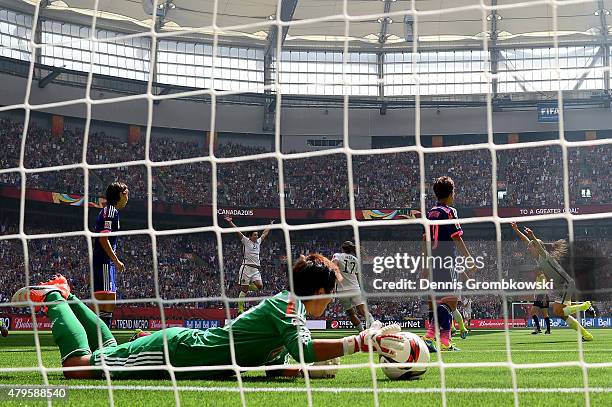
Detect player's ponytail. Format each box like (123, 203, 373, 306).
(341, 241, 356, 255)
(545, 239, 568, 261)
(291, 253, 342, 297)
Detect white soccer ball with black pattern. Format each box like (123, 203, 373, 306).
(379, 332, 430, 380)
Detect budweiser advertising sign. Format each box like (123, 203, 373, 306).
(425, 319, 527, 329)
(149, 319, 184, 329)
(11, 316, 53, 330)
(470, 319, 526, 328)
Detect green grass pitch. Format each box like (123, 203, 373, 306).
(0, 329, 610, 406)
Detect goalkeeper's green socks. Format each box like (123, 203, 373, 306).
(67, 294, 117, 351)
(45, 292, 91, 362)
(563, 301, 591, 317)
(452, 309, 467, 332)
(565, 316, 592, 341)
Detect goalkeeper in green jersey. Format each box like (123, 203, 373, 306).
(11, 254, 404, 379)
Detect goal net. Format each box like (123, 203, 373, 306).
(0, 0, 611, 406)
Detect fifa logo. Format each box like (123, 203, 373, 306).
(540, 107, 559, 115)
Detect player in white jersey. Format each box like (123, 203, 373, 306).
(331, 241, 374, 331)
(513, 224, 595, 341)
(225, 216, 273, 314)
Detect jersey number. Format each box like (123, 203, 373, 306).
(343, 260, 356, 274)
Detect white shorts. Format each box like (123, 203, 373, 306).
(238, 265, 261, 286)
(338, 291, 365, 311)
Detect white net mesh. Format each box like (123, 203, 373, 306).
(0, 0, 611, 406)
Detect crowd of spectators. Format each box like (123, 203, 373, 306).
(499, 146, 564, 208)
(568, 145, 612, 206)
(2, 112, 612, 329)
(426, 150, 493, 207)
(353, 152, 420, 208)
(283, 154, 349, 209)
(2, 116, 612, 209)
(1, 215, 610, 320)
(154, 162, 212, 206)
(149, 135, 203, 162)
(216, 143, 278, 208)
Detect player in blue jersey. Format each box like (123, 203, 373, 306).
(421, 176, 476, 351)
(92, 182, 129, 328)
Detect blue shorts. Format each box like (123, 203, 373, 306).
(93, 262, 117, 293)
(430, 266, 459, 295)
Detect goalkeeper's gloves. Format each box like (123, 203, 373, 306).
(342, 321, 404, 358)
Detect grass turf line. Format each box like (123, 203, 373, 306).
(0, 330, 610, 406)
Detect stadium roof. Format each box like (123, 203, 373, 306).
(9, 0, 612, 48)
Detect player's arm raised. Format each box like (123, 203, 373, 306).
(511, 222, 531, 243)
(224, 216, 246, 240)
(524, 227, 548, 257)
(260, 220, 275, 242)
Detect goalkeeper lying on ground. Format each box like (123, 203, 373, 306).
(12, 254, 403, 379)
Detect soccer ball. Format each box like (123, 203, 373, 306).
(380, 332, 430, 380)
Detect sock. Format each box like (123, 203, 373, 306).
(248, 283, 259, 291)
(238, 291, 246, 313)
(366, 313, 374, 326)
(45, 292, 91, 362)
(532, 315, 541, 330)
(440, 329, 451, 347)
(356, 322, 364, 331)
(544, 317, 551, 331)
(425, 304, 452, 339)
(424, 323, 435, 339)
(563, 302, 590, 317)
(425, 311, 435, 338)
(452, 309, 466, 331)
(565, 316, 589, 337)
(67, 294, 116, 351)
